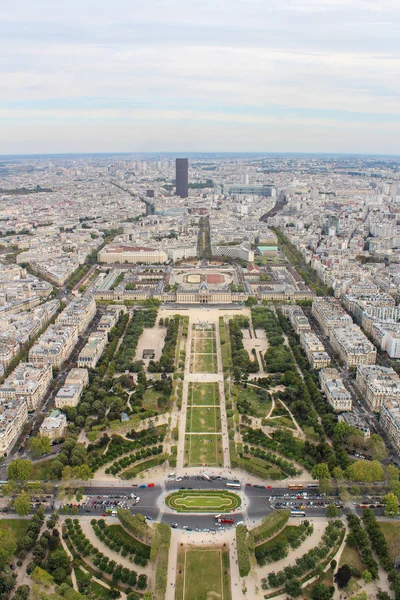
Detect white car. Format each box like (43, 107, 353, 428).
(176, 477, 183, 482)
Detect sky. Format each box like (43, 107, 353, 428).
(1, 0, 400, 154)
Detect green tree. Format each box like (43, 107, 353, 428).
(368, 434, 388, 461)
(386, 464, 399, 483)
(311, 582, 334, 600)
(362, 570, 373, 583)
(0, 527, 17, 569)
(8, 459, 32, 482)
(285, 579, 302, 598)
(332, 466, 345, 481)
(31, 566, 54, 587)
(346, 459, 384, 483)
(382, 492, 399, 517)
(14, 492, 31, 516)
(326, 504, 339, 518)
(312, 463, 331, 493)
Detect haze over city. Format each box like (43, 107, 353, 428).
(2, 0, 400, 154)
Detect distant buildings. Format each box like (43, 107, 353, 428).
(176, 158, 189, 198)
(98, 244, 168, 264)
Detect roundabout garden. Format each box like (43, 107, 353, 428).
(165, 490, 241, 513)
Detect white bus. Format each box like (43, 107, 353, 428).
(226, 481, 241, 489)
(290, 510, 306, 517)
(203, 474, 211, 481)
(307, 483, 319, 489)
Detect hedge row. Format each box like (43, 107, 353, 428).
(245, 446, 301, 477)
(236, 525, 251, 577)
(153, 523, 171, 600)
(347, 514, 379, 579)
(89, 430, 164, 471)
(119, 453, 169, 479)
(250, 510, 290, 545)
(105, 445, 164, 475)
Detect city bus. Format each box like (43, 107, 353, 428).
(290, 510, 306, 517)
(203, 474, 211, 482)
(226, 481, 241, 489)
(307, 483, 319, 489)
(288, 484, 303, 490)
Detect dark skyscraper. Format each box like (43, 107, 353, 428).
(176, 158, 188, 198)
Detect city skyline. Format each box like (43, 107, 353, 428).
(2, 0, 400, 154)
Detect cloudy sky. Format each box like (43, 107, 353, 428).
(1, 0, 400, 154)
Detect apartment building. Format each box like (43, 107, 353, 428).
(312, 297, 353, 337)
(98, 244, 168, 264)
(97, 305, 125, 333)
(0, 398, 28, 456)
(211, 243, 255, 263)
(380, 403, 400, 455)
(281, 306, 312, 335)
(39, 409, 67, 441)
(330, 325, 377, 368)
(56, 295, 96, 334)
(55, 383, 83, 409)
(356, 364, 400, 412)
(299, 331, 330, 369)
(29, 324, 78, 367)
(65, 367, 89, 387)
(338, 412, 371, 438)
(0, 339, 20, 370)
(0, 362, 52, 412)
(319, 368, 352, 412)
(77, 332, 107, 368)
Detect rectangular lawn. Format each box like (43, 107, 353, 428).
(184, 434, 223, 467)
(188, 382, 220, 406)
(192, 353, 217, 373)
(0, 519, 30, 541)
(194, 337, 217, 354)
(175, 547, 231, 600)
(186, 407, 221, 433)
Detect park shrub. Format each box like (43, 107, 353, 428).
(255, 521, 314, 566)
(250, 510, 291, 545)
(117, 510, 154, 545)
(266, 520, 344, 589)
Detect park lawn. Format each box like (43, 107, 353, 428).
(380, 522, 400, 558)
(186, 407, 221, 433)
(303, 568, 334, 599)
(237, 385, 272, 418)
(29, 457, 58, 480)
(175, 547, 231, 600)
(75, 566, 114, 600)
(192, 353, 217, 373)
(264, 416, 296, 429)
(141, 387, 171, 412)
(188, 382, 220, 406)
(184, 434, 223, 467)
(0, 519, 30, 542)
(255, 525, 300, 552)
(338, 542, 364, 571)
